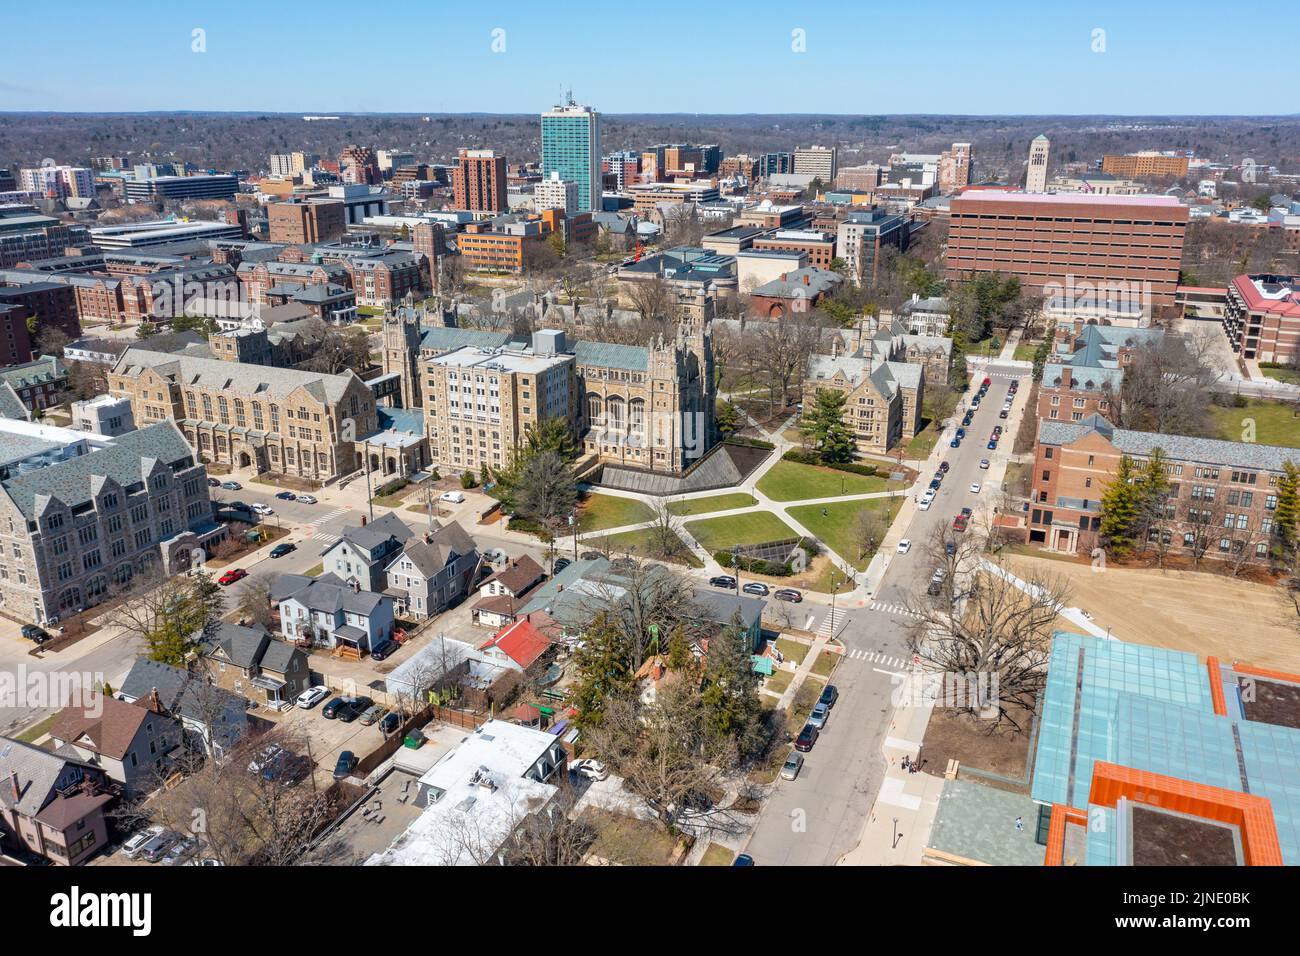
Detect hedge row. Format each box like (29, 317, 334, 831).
(781, 449, 881, 477)
(714, 551, 794, 577)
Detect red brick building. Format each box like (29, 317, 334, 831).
(452, 149, 507, 213)
(1223, 274, 1300, 364)
(946, 191, 1188, 309)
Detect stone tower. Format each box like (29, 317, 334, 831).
(1026, 134, 1050, 193)
(382, 306, 424, 408)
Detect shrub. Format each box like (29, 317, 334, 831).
(375, 477, 410, 498)
(780, 449, 879, 477)
(429, 467, 441, 481)
(460, 470, 478, 489)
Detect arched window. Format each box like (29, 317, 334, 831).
(628, 398, 646, 435)
(587, 395, 604, 427)
(606, 396, 625, 432)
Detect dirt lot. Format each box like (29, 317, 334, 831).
(1005, 553, 1300, 672)
(919, 699, 1036, 791)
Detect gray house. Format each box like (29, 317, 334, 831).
(48, 695, 183, 798)
(200, 622, 310, 708)
(118, 658, 249, 758)
(383, 521, 480, 620)
(322, 512, 413, 592)
(272, 572, 396, 655)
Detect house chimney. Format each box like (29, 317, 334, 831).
(148, 687, 161, 712)
(360, 515, 367, 527)
(9, 770, 19, 802)
(803, 273, 810, 286)
(557, 584, 564, 592)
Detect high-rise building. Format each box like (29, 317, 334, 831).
(938, 143, 972, 193)
(451, 149, 507, 213)
(19, 165, 95, 200)
(267, 198, 347, 244)
(759, 153, 794, 177)
(339, 145, 380, 186)
(535, 172, 579, 214)
(1101, 152, 1190, 180)
(377, 150, 416, 176)
(793, 146, 837, 182)
(1026, 134, 1050, 193)
(541, 99, 601, 213)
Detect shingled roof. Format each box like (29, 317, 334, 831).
(114, 347, 362, 403)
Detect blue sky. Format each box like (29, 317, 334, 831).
(1, 1, 1296, 115)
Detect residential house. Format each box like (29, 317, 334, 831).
(0, 737, 115, 865)
(200, 621, 310, 708)
(477, 616, 555, 677)
(322, 512, 413, 593)
(471, 554, 546, 628)
(272, 572, 396, 655)
(48, 695, 182, 798)
(118, 658, 250, 758)
(383, 521, 480, 619)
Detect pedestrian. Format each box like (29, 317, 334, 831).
(901, 755, 911, 771)
(1015, 816, 1024, 831)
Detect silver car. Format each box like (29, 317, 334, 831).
(780, 752, 804, 780)
(809, 701, 830, 729)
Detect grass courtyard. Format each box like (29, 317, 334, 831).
(666, 492, 758, 516)
(685, 510, 801, 551)
(756, 460, 888, 501)
(1209, 398, 1300, 448)
(1260, 365, 1300, 386)
(787, 496, 904, 571)
(576, 493, 655, 532)
(585, 528, 704, 567)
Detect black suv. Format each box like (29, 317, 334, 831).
(709, 575, 737, 589)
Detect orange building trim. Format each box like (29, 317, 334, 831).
(1088, 762, 1284, 867)
(1043, 804, 1088, 866)
(1230, 662, 1300, 685)
(1206, 657, 1228, 716)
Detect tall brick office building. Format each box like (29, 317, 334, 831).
(946, 192, 1188, 310)
(452, 149, 507, 213)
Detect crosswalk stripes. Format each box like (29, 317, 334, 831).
(844, 647, 908, 668)
(311, 533, 339, 547)
(310, 507, 348, 526)
(869, 601, 920, 619)
(818, 608, 846, 639)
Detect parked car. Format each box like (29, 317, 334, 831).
(928, 478, 942, 491)
(939, 461, 950, 473)
(250, 503, 273, 516)
(949, 437, 961, 448)
(819, 684, 838, 709)
(336, 696, 373, 723)
(774, 587, 802, 603)
(732, 854, 756, 866)
(553, 557, 572, 573)
(969, 482, 982, 494)
(122, 825, 165, 860)
(896, 539, 912, 554)
(275, 491, 297, 501)
(999, 409, 1009, 419)
(961, 507, 973, 518)
(918, 496, 933, 511)
(987, 440, 998, 450)
(992, 425, 1003, 437)
(164, 836, 199, 866)
(742, 581, 769, 596)
(982, 376, 991, 387)
(780, 752, 804, 780)
(370, 641, 395, 661)
(709, 575, 737, 589)
(333, 751, 358, 780)
(295, 685, 329, 709)
(379, 711, 401, 737)
(809, 700, 830, 729)
(207, 477, 221, 488)
(359, 704, 386, 726)
(217, 568, 248, 586)
(296, 494, 318, 505)
(220, 480, 242, 491)
(140, 831, 179, 863)
(794, 724, 819, 752)
(20, 623, 48, 642)
(979, 458, 990, 469)
(571, 758, 609, 781)
(483, 548, 509, 565)
(952, 514, 970, 532)
(440, 491, 466, 504)
(270, 542, 296, 558)
(945, 540, 957, 556)
(581, 551, 603, 560)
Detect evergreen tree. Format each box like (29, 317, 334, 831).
(571, 613, 635, 730)
(800, 389, 855, 464)
(1100, 455, 1143, 557)
(715, 400, 741, 436)
(1274, 460, 1300, 560)
(700, 616, 764, 757)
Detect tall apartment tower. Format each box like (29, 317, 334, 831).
(339, 145, 380, 185)
(451, 149, 507, 213)
(793, 145, 838, 182)
(938, 143, 972, 193)
(541, 97, 602, 213)
(1026, 135, 1050, 193)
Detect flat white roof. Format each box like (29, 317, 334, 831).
(430, 345, 570, 374)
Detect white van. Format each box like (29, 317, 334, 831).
(440, 491, 466, 504)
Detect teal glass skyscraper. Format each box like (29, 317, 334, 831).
(541, 98, 601, 214)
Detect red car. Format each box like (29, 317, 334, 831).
(218, 569, 248, 586)
(982, 376, 991, 387)
(952, 515, 970, 533)
(794, 724, 819, 752)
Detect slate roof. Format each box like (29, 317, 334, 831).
(390, 521, 477, 578)
(271, 572, 390, 617)
(337, 511, 413, 554)
(1037, 414, 1300, 472)
(0, 737, 100, 817)
(201, 622, 269, 670)
(114, 347, 362, 403)
(0, 420, 195, 520)
(0, 382, 29, 421)
(118, 658, 247, 726)
(0, 354, 65, 390)
(751, 267, 842, 299)
(572, 340, 649, 372)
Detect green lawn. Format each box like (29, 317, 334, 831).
(586, 528, 703, 567)
(810, 649, 840, 679)
(1209, 399, 1300, 448)
(764, 670, 794, 696)
(756, 460, 888, 501)
(685, 511, 801, 551)
(16, 713, 57, 744)
(775, 637, 811, 665)
(699, 843, 737, 866)
(1260, 365, 1300, 386)
(577, 493, 655, 532)
(787, 496, 904, 570)
(1013, 343, 1039, 362)
(666, 492, 758, 517)
(905, 420, 941, 459)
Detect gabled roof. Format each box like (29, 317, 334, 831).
(114, 347, 363, 403)
(336, 511, 413, 556)
(0, 737, 100, 817)
(480, 554, 545, 596)
(479, 618, 552, 669)
(200, 622, 270, 670)
(118, 659, 247, 725)
(1037, 414, 1300, 472)
(388, 521, 477, 578)
(0, 381, 29, 421)
(271, 572, 390, 617)
(49, 695, 155, 761)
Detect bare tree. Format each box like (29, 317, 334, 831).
(1100, 333, 1221, 436)
(905, 528, 1068, 729)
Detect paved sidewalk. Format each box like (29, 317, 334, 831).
(838, 681, 943, 865)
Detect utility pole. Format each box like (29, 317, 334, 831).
(363, 451, 375, 524)
(424, 480, 435, 533)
